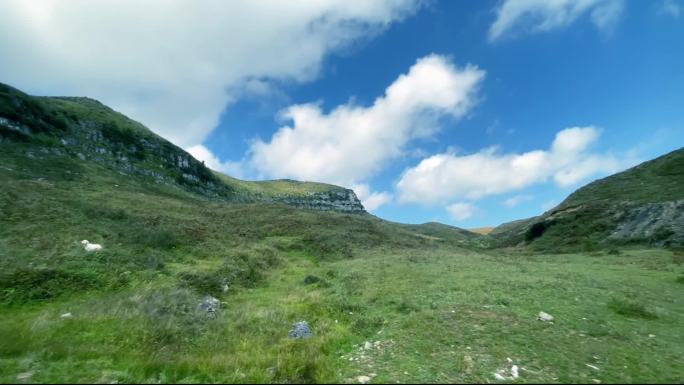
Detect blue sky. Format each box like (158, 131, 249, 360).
(204, 0, 684, 227)
(1, 0, 683, 228)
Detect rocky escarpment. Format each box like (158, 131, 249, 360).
(0, 84, 365, 213)
(492, 147, 684, 249)
(609, 200, 684, 245)
(493, 200, 684, 249)
(275, 189, 365, 213)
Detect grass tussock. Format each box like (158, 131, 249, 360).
(608, 298, 659, 319)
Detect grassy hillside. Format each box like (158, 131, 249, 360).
(560, 148, 684, 207)
(492, 148, 684, 251)
(0, 83, 360, 207)
(215, 173, 349, 198)
(1, 83, 683, 383)
(2, 143, 683, 383)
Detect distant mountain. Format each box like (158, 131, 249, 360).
(0, 83, 364, 213)
(492, 148, 684, 250)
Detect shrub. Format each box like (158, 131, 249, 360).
(303, 274, 330, 288)
(131, 288, 210, 349)
(101, 120, 138, 146)
(303, 275, 321, 285)
(608, 298, 658, 319)
(525, 221, 553, 242)
(0, 268, 100, 304)
(178, 245, 282, 295)
(133, 227, 185, 250)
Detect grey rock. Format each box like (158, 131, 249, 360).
(199, 295, 220, 315)
(609, 200, 684, 245)
(288, 321, 312, 339)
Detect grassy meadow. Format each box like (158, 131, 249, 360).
(1, 142, 683, 384)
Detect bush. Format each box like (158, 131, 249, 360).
(303, 274, 330, 287)
(131, 288, 210, 349)
(608, 298, 658, 319)
(101, 120, 138, 146)
(0, 268, 100, 304)
(303, 275, 322, 285)
(132, 227, 186, 250)
(525, 221, 553, 242)
(178, 245, 282, 295)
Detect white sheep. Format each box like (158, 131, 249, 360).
(81, 240, 103, 252)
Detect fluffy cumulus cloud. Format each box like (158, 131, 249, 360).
(186, 145, 245, 178)
(489, 0, 624, 41)
(244, 54, 484, 211)
(396, 126, 627, 204)
(351, 184, 393, 212)
(248, 55, 485, 185)
(0, 0, 420, 147)
(446, 202, 476, 221)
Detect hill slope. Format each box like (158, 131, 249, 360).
(492, 148, 684, 250)
(1, 83, 683, 383)
(0, 83, 365, 213)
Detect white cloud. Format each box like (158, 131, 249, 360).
(489, 0, 624, 41)
(446, 202, 476, 221)
(661, 0, 681, 18)
(248, 54, 485, 186)
(186, 144, 245, 178)
(0, 0, 420, 147)
(397, 126, 627, 204)
(352, 183, 392, 212)
(503, 194, 533, 208)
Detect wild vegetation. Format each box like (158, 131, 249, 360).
(1, 85, 683, 383)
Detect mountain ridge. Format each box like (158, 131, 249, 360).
(0, 83, 366, 213)
(491, 147, 684, 250)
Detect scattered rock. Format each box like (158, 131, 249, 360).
(592, 379, 601, 384)
(495, 359, 522, 381)
(648, 334, 656, 338)
(16, 372, 34, 381)
(538, 311, 554, 322)
(199, 295, 220, 315)
(364, 341, 373, 350)
(60, 312, 72, 319)
(356, 375, 372, 384)
(586, 364, 600, 371)
(288, 321, 312, 339)
(463, 355, 474, 373)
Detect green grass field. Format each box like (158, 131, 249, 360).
(1, 140, 684, 383)
(2, 83, 683, 383)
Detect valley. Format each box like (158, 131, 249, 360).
(1, 84, 683, 383)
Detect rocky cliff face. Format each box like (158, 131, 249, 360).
(0, 86, 365, 213)
(609, 200, 684, 245)
(492, 147, 684, 249)
(276, 189, 365, 213)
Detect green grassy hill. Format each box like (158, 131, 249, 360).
(560, 148, 684, 207)
(0, 83, 365, 212)
(492, 148, 684, 251)
(1, 83, 683, 383)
